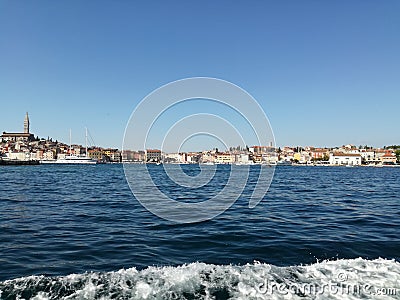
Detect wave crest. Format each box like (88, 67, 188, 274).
(1, 258, 399, 299)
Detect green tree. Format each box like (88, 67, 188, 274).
(385, 145, 400, 150)
(395, 150, 400, 163)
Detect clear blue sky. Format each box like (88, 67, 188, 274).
(1, 1, 399, 150)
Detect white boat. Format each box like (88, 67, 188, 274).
(41, 128, 97, 165)
(277, 160, 292, 166)
(233, 161, 254, 166)
(48, 155, 97, 164)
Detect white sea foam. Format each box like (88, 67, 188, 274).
(1, 258, 399, 299)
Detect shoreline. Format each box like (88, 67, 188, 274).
(1, 160, 399, 168)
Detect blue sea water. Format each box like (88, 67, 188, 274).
(0, 164, 399, 299)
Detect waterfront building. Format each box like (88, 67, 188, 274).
(6, 151, 30, 161)
(374, 149, 387, 161)
(280, 149, 295, 161)
(201, 151, 215, 163)
(88, 148, 104, 161)
(122, 150, 135, 162)
(134, 151, 145, 162)
(380, 152, 397, 165)
(236, 153, 251, 164)
(310, 148, 330, 160)
(280, 147, 295, 161)
(103, 148, 121, 163)
(36, 150, 44, 160)
(122, 150, 145, 162)
(215, 152, 233, 164)
(329, 152, 362, 166)
(262, 152, 279, 164)
(43, 150, 56, 160)
(164, 152, 187, 163)
(360, 149, 378, 164)
(145, 149, 162, 162)
(109, 151, 122, 163)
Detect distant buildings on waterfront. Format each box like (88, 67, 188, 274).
(1, 113, 399, 166)
(0, 113, 121, 163)
(277, 144, 398, 166)
(121, 144, 398, 166)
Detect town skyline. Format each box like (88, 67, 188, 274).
(1, 112, 399, 166)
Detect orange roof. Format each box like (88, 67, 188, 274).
(332, 152, 361, 157)
(312, 149, 329, 152)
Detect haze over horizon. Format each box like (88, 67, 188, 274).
(1, 1, 399, 150)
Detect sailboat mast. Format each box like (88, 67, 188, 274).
(69, 129, 72, 156)
(85, 127, 88, 157)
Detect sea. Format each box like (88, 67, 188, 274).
(0, 164, 399, 299)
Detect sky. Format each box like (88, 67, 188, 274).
(0, 1, 399, 150)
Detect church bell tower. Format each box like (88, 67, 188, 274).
(24, 112, 30, 134)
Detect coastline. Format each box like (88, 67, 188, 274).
(1, 161, 398, 168)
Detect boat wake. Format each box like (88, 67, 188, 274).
(0, 258, 399, 299)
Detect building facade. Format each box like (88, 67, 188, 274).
(146, 149, 162, 162)
(381, 152, 397, 165)
(215, 153, 233, 164)
(329, 152, 362, 166)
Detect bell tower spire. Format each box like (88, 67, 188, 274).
(24, 112, 30, 134)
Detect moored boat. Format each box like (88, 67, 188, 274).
(40, 128, 97, 165)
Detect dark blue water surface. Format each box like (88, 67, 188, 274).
(0, 165, 399, 282)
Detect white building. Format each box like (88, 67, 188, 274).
(236, 153, 251, 164)
(6, 152, 30, 161)
(201, 152, 215, 163)
(164, 152, 186, 163)
(329, 153, 362, 166)
(263, 153, 279, 164)
(360, 149, 376, 163)
(43, 150, 55, 160)
(215, 153, 233, 164)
